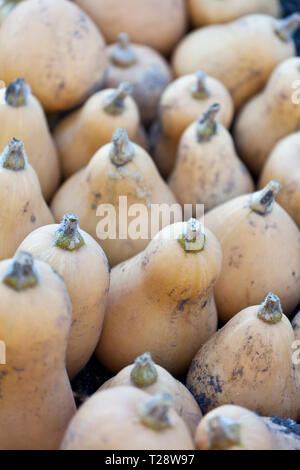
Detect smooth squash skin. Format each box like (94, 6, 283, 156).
(104, 33, 172, 125)
(259, 132, 300, 228)
(96, 219, 222, 376)
(73, 0, 187, 55)
(169, 104, 254, 213)
(159, 71, 234, 141)
(60, 387, 195, 450)
(188, 0, 280, 27)
(0, 252, 76, 450)
(234, 58, 300, 177)
(187, 294, 300, 421)
(0, 0, 107, 112)
(203, 182, 300, 323)
(0, 0, 21, 24)
(0, 79, 60, 201)
(17, 214, 110, 380)
(0, 139, 54, 261)
(195, 405, 277, 450)
(51, 129, 178, 267)
(172, 14, 300, 109)
(98, 352, 202, 437)
(54, 83, 140, 179)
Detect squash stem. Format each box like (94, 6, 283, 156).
(103, 82, 132, 116)
(275, 13, 300, 42)
(110, 32, 137, 68)
(130, 352, 158, 387)
(197, 103, 220, 142)
(54, 214, 85, 251)
(109, 128, 135, 166)
(250, 181, 281, 215)
(191, 71, 210, 100)
(138, 393, 173, 430)
(2, 252, 39, 291)
(5, 78, 30, 107)
(206, 415, 242, 450)
(0, 138, 27, 171)
(257, 292, 283, 324)
(178, 218, 206, 253)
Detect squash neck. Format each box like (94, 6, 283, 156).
(5, 78, 30, 107)
(178, 218, 206, 253)
(257, 292, 283, 324)
(191, 71, 210, 100)
(103, 82, 132, 116)
(196, 103, 220, 142)
(130, 352, 158, 387)
(0, 139, 27, 171)
(205, 415, 242, 450)
(274, 13, 300, 42)
(110, 33, 137, 68)
(2, 252, 39, 291)
(138, 393, 173, 430)
(250, 181, 281, 215)
(54, 214, 85, 251)
(109, 128, 135, 166)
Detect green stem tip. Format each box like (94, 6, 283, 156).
(109, 128, 135, 166)
(206, 415, 241, 450)
(197, 103, 220, 142)
(2, 252, 39, 291)
(130, 352, 158, 387)
(138, 393, 174, 431)
(54, 214, 85, 251)
(257, 292, 283, 324)
(110, 32, 137, 68)
(178, 218, 206, 253)
(191, 71, 210, 100)
(103, 82, 132, 116)
(275, 13, 300, 42)
(5, 78, 31, 107)
(250, 181, 281, 215)
(0, 138, 27, 171)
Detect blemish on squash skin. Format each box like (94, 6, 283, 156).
(30, 215, 36, 223)
(23, 201, 29, 213)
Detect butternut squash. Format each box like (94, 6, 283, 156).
(51, 128, 178, 267)
(0, 78, 60, 201)
(292, 312, 300, 341)
(234, 57, 300, 176)
(149, 121, 179, 179)
(60, 387, 195, 450)
(188, 0, 281, 27)
(195, 405, 277, 450)
(17, 214, 110, 379)
(159, 71, 234, 141)
(96, 218, 222, 376)
(104, 33, 172, 125)
(259, 132, 300, 228)
(187, 293, 300, 420)
(169, 103, 254, 213)
(0, 0, 20, 24)
(73, 0, 187, 55)
(172, 13, 300, 109)
(98, 352, 202, 437)
(263, 417, 300, 450)
(203, 181, 300, 323)
(54, 83, 140, 179)
(0, 139, 54, 261)
(0, 251, 76, 450)
(0, 0, 107, 111)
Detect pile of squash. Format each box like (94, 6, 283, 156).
(0, 0, 300, 451)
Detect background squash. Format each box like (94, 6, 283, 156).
(0, 139, 54, 261)
(17, 214, 110, 379)
(0, 0, 107, 111)
(0, 252, 76, 450)
(98, 352, 202, 437)
(0, 78, 60, 201)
